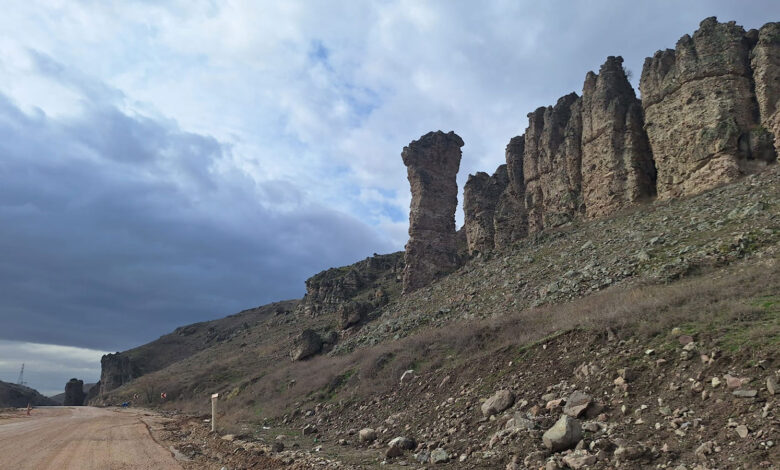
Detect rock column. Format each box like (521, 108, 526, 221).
(751, 22, 780, 157)
(401, 131, 464, 293)
(524, 93, 583, 233)
(493, 135, 528, 249)
(64, 378, 85, 406)
(581, 56, 656, 218)
(463, 165, 508, 255)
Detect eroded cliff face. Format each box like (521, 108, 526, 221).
(581, 56, 656, 218)
(402, 131, 464, 293)
(640, 17, 776, 199)
(751, 22, 780, 154)
(463, 165, 508, 255)
(524, 94, 584, 233)
(98, 352, 135, 397)
(493, 136, 528, 250)
(296, 252, 403, 325)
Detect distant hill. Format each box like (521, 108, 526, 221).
(0, 380, 58, 407)
(48, 382, 97, 405)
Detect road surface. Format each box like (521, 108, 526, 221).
(0, 406, 182, 470)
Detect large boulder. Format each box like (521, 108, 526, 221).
(640, 17, 775, 199)
(481, 389, 515, 417)
(581, 56, 656, 218)
(542, 415, 583, 452)
(63, 378, 85, 406)
(290, 329, 323, 361)
(401, 131, 464, 293)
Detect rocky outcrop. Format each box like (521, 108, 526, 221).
(0, 380, 57, 407)
(640, 17, 776, 199)
(290, 329, 323, 361)
(493, 136, 528, 249)
(64, 378, 85, 406)
(336, 301, 371, 330)
(751, 22, 780, 154)
(98, 352, 135, 397)
(463, 165, 508, 255)
(296, 252, 403, 318)
(401, 131, 464, 293)
(581, 56, 656, 218)
(524, 94, 584, 232)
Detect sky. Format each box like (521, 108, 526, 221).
(0, 0, 777, 396)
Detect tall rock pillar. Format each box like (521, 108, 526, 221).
(581, 56, 656, 218)
(751, 22, 780, 156)
(401, 131, 464, 293)
(463, 165, 508, 255)
(64, 378, 85, 406)
(493, 135, 528, 249)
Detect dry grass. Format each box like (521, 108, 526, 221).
(206, 257, 778, 427)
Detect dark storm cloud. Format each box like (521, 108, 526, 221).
(0, 90, 394, 351)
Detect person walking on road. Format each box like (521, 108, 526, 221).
(26, 403, 31, 416)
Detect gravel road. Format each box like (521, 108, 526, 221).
(0, 406, 182, 469)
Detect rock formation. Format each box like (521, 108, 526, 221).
(463, 165, 508, 255)
(290, 329, 323, 361)
(581, 56, 656, 218)
(98, 352, 135, 397)
(640, 17, 776, 199)
(493, 135, 528, 249)
(296, 252, 403, 317)
(524, 94, 584, 232)
(401, 131, 464, 293)
(751, 22, 780, 155)
(63, 378, 85, 406)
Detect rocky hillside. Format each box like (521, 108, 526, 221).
(0, 380, 57, 408)
(93, 16, 779, 470)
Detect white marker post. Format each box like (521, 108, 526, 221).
(211, 393, 219, 433)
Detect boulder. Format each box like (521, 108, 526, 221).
(563, 391, 592, 418)
(401, 131, 464, 293)
(290, 329, 323, 361)
(358, 428, 377, 443)
(542, 415, 583, 452)
(481, 389, 515, 417)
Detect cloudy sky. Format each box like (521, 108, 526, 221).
(0, 1, 776, 396)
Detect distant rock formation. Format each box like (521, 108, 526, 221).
(401, 131, 464, 293)
(63, 378, 85, 406)
(98, 352, 135, 397)
(581, 56, 656, 218)
(290, 329, 323, 361)
(524, 94, 584, 232)
(0, 380, 57, 408)
(640, 17, 776, 199)
(463, 165, 508, 255)
(493, 136, 528, 250)
(751, 22, 780, 154)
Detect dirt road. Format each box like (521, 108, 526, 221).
(0, 406, 183, 470)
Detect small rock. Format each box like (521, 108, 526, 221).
(302, 424, 318, 435)
(481, 390, 515, 417)
(732, 389, 758, 398)
(271, 442, 284, 452)
(736, 425, 749, 438)
(724, 374, 750, 389)
(388, 436, 416, 450)
(767, 376, 777, 395)
(711, 377, 721, 388)
(563, 391, 592, 418)
(505, 413, 535, 430)
(542, 415, 583, 452)
(678, 335, 694, 345)
(220, 434, 235, 441)
(562, 450, 597, 469)
(359, 428, 377, 443)
(430, 448, 449, 463)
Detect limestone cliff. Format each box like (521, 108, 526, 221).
(751, 22, 780, 155)
(581, 56, 656, 218)
(493, 136, 528, 250)
(640, 17, 776, 199)
(98, 352, 136, 398)
(402, 131, 464, 293)
(524, 94, 584, 233)
(463, 165, 508, 255)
